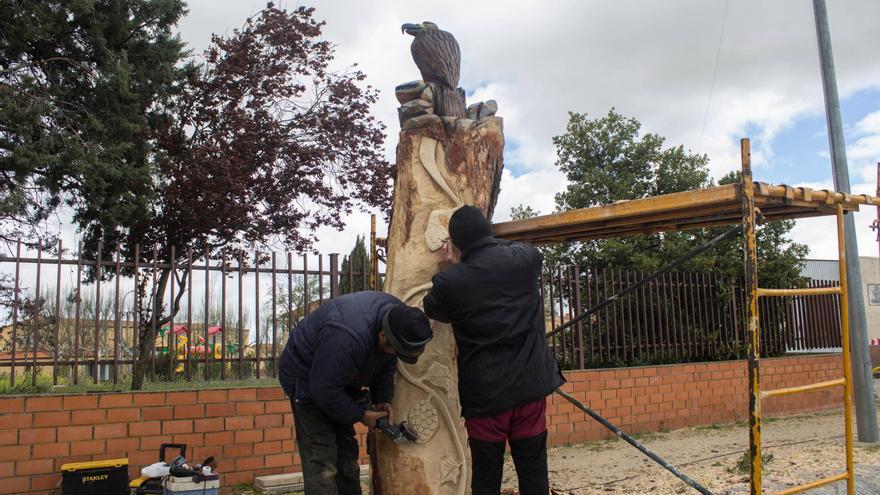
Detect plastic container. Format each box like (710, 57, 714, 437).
(163, 475, 220, 495)
(61, 458, 129, 495)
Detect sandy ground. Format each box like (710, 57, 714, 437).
(236, 382, 880, 494)
(497, 382, 880, 495)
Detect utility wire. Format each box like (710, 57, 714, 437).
(699, 0, 730, 150)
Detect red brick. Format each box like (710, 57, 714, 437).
(225, 416, 254, 430)
(224, 471, 253, 486)
(0, 461, 12, 477)
(0, 445, 30, 462)
(33, 441, 70, 458)
(197, 390, 228, 403)
(235, 429, 263, 443)
(17, 458, 55, 475)
(224, 443, 253, 457)
(20, 427, 56, 444)
(2, 412, 32, 428)
(62, 395, 98, 410)
(172, 433, 204, 447)
(204, 431, 234, 445)
(194, 417, 224, 433)
(0, 430, 17, 445)
(106, 407, 140, 423)
(236, 401, 265, 415)
(59, 425, 93, 441)
(174, 404, 206, 419)
(165, 391, 197, 405)
(257, 388, 284, 400)
(140, 435, 168, 451)
(265, 400, 291, 414)
(205, 403, 234, 417)
(106, 437, 139, 454)
(25, 396, 62, 412)
(138, 392, 166, 406)
(143, 406, 174, 421)
(163, 420, 193, 435)
(71, 408, 106, 425)
(264, 453, 292, 468)
(263, 426, 293, 442)
(0, 398, 24, 413)
(98, 393, 132, 408)
(70, 439, 106, 455)
(235, 456, 264, 471)
(228, 388, 257, 401)
(30, 473, 62, 491)
(94, 423, 127, 439)
(254, 441, 283, 455)
(33, 410, 70, 427)
(256, 414, 283, 428)
(0, 476, 28, 494)
(129, 421, 161, 437)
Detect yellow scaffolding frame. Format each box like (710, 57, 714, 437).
(490, 136, 880, 494)
(740, 138, 854, 495)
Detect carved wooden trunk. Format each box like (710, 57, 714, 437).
(371, 113, 503, 495)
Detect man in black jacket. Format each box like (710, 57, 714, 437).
(279, 291, 432, 495)
(423, 205, 563, 495)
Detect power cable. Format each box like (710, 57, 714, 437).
(699, 0, 730, 150)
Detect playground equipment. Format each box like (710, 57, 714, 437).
(157, 326, 229, 374)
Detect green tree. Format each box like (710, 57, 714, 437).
(338, 235, 372, 294)
(549, 108, 806, 290)
(1, 0, 189, 249)
(3, 3, 392, 389)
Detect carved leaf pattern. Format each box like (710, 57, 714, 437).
(440, 455, 461, 485)
(426, 362, 454, 395)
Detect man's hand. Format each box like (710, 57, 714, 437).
(373, 402, 394, 423)
(361, 409, 389, 429)
(437, 238, 460, 271)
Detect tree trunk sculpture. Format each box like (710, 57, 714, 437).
(371, 83, 503, 494)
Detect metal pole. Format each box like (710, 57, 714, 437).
(812, 0, 879, 442)
(741, 139, 762, 495)
(836, 204, 856, 495)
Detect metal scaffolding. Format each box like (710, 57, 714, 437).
(493, 137, 880, 494)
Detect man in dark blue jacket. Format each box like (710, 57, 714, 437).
(423, 205, 563, 495)
(279, 291, 432, 495)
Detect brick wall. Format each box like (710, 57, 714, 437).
(546, 354, 844, 446)
(0, 354, 844, 494)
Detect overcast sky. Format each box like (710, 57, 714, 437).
(175, 0, 880, 261)
(5, 0, 880, 340)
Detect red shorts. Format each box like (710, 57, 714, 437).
(464, 398, 547, 442)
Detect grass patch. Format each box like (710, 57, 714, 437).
(728, 451, 774, 475)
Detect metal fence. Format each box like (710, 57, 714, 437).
(0, 240, 382, 387)
(2, 242, 843, 385)
(542, 266, 842, 369)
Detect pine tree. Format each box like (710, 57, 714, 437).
(339, 236, 372, 294)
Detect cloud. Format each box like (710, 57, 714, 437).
(160, 0, 880, 259)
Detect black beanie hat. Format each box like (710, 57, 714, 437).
(449, 205, 492, 250)
(382, 306, 433, 364)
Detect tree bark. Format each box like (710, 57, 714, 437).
(130, 266, 187, 390)
(372, 114, 504, 494)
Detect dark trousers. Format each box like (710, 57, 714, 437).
(291, 398, 362, 495)
(469, 431, 549, 495)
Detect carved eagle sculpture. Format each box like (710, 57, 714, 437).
(402, 22, 466, 118)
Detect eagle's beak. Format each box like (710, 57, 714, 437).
(401, 23, 422, 36)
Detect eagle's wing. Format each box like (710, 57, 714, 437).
(411, 29, 460, 89)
